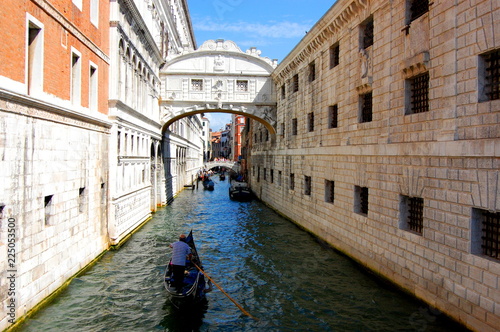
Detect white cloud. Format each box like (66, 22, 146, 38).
(194, 19, 310, 39)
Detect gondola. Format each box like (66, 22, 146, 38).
(164, 231, 211, 305)
(219, 173, 226, 181)
(202, 178, 215, 190)
(229, 180, 253, 201)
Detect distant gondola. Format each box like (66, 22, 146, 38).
(219, 173, 226, 181)
(202, 178, 215, 190)
(229, 180, 253, 201)
(164, 231, 211, 305)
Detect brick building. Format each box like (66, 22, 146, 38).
(0, 0, 110, 329)
(249, 0, 500, 331)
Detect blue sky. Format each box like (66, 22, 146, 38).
(187, 0, 335, 131)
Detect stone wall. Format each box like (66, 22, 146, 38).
(249, 1, 500, 331)
(0, 95, 110, 330)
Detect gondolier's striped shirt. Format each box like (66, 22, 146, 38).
(171, 241, 191, 266)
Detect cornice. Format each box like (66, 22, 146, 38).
(273, 0, 369, 83)
(31, 0, 110, 64)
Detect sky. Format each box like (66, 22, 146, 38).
(187, 0, 335, 131)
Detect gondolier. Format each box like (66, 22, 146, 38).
(169, 234, 192, 291)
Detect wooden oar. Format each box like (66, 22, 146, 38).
(193, 262, 258, 321)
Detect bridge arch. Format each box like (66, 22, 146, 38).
(159, 39, 277, 137)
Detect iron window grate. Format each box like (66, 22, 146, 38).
(292, 118, 298, 135)
(292, 74, 299, 92)
(410, 72, 429, 113)
(360, 187, 369, 215)
(485, 50, 500, 101)
(363, 19, 374, 49)
(309, 62, 316, 82)
(329, 104, 338, 128)
(330, 44, 340, 68)
(408, 197, 424, 234)
(361, 92, 372, 123)
(304, 176, 312, 196)
(410, 0, 429, 22)
(308, 112, 314, 132)
(481, 211, 500, 259)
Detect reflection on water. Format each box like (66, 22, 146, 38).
(20, 179, 469, 331)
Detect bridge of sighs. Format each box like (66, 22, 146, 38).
(159, 39, 278, 136)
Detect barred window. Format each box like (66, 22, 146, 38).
(304, 176, 312, 196)
(410, 0, 429, 22)
(292, 74, 299, 92)
(290, 173, 295, 190)
(292, 118, 298, 135)
(472, 209, 500, 260)
(362, 17, 374, 49)
(325, 180, 335, 203)
(307, 112, 314, 132)
(407, 72, 429, 114)
(360, 92, 372, 123)
(281, 122, 285, 136)
(281, 84, 286, 99)
(355, 186, 369, 215)
(191, 79, 203, 91)
(400, 196, 424, 234)
(236, 80, 248, 92)
(309, 61, 316, 82)
(278, 171, 282, 186)
(263, 168, 267, 181)
(482, 50, 500, 101)
(257, 167, 260, 182)
(330, 43, 340, 69)
(328, 104, 338, 128)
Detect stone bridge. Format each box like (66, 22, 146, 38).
(203, 160, 240, 173)
(160, 40, 278, 136)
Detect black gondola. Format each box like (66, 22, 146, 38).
(229, 181, 253, 201)
(164, 231, 211, 305)
(202, 178, 215, 190)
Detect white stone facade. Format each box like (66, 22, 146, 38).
(107, 0, 196, 245)
(249, 1, 500, 331)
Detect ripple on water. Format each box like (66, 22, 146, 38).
(19, 180, 470, 332)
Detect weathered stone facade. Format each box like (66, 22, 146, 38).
(0, 0, 111, 329)
(249, 1, 500, 331)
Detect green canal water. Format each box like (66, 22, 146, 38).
(19, 179, 468, 331)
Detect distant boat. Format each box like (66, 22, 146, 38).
(219, 173, 226, 181)
(164, 231, 211, 305)
(229, 181, 253, 201)
(202, 178, 214, 190)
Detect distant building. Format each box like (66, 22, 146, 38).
(231, 114, 246, 161)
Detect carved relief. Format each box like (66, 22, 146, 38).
(398, 168, 425, 198)
(214, 55, 225, 71)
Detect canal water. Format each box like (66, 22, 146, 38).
(19, 178, 468, 332)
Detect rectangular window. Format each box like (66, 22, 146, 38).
(328, 104, 338, 128)
(257, 167, 260, 182)
(290, 173, 295, 190)
(410, 0, 429, 22)
(292, 74, 299, 93)
(44, 195, 54, 225)
(308, 61, 316, 82)
(399, 195, 424, 234)
(360, 92, 372, 123)
(281, 84, 286, 99)
(236, 80, 248, 92)
(71, 50, 82, 105)
(330, 43, 340, 69)
(292, 118, 298, 135)
(27, 18, 44, 95)
(278, 171, 282, 186)
(307, 112, 314, 132)
(407, 72, 429, 114)
(264, 168, 267, 181)
(325, 180, 335, 203)
(354, 186, 369, 215)
(304, 176, 312, 196)
(89, 63, 98, 111)
(280, 122, 285, 136)
(471, 209, 500, 260)
(480, 49, 500, 101)
(191, 79, 203, 91)
(361, 17, 374, 49)
(90, 0, 99, 27)
(270, 169, 274, 183)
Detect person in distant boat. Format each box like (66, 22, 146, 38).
(170, 234, 192, 291)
